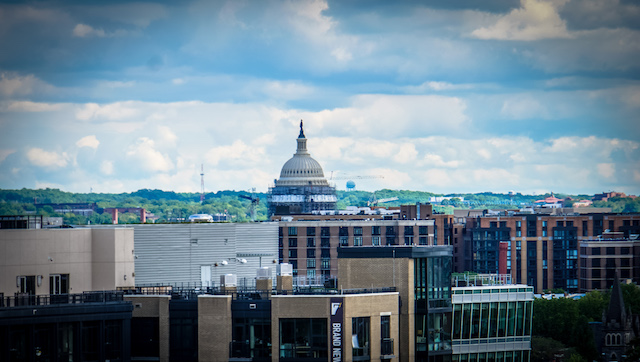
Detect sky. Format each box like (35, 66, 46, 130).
(0, 0, 639, 195)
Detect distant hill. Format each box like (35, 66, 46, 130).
(1, 188, 637, 225)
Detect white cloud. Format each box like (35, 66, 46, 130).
(0, 73, 53, 97)
(597, 163, 615, 179)
(3, 101, 63, 112)
(157, 126, 177, 147)
(76, 135, 100, 149)
(420, 154, 461, 168)
(72, 24, 128, 38)
(205, 140, 265, 167)
(26, 148, 68, 168)
(500, 96, 548, 120)
(76, 102, 139, 121)
(471, 0, 572, 41)
(393, 143, 418, 164)
(126, 137, 174, 172)
(0, 149, 16, 163)
(100, 160, 114, 175)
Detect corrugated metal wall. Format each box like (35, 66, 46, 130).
(130, 223, 278, 286)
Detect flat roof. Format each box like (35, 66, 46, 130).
(338, 245, 452, 259)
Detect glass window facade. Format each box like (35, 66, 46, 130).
(279, 318, 327, 359)
(415, 255, 453, 359)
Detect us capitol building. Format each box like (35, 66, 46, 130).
(267, 121, 337, 216)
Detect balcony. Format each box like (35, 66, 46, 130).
(380, 338, 395, 359)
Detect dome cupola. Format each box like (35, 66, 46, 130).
(276, 121, 329, 187)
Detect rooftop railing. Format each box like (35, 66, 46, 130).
(0, 291, 124, 308)
(452, 273, 513, 287)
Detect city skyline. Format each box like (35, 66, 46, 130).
(0, 0, 638, 195)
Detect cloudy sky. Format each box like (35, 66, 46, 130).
(0, 0, 639, 195)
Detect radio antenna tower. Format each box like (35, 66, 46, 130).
(200, 164, 205, 203)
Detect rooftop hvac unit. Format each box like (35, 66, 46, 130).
(256, 267, 271, 280)
(220, 274, 237, 287)
(277, 263, 293, 276)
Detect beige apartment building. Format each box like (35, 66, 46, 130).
(0, 227, 135, 297)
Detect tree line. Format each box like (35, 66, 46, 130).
(0, 188, 638, 225)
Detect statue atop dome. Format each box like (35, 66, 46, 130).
(298, 120, 305, 138)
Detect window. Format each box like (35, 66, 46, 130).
(404, 226, 414, 235)
(592, 247, 601, 255)
(419, 237, 428, 245)
(354, 236, 363, 246)
(288, 238, 297, 247)
(516, 221, 522, 228)
(307, 259, 316, 268)
(542, 230, 547, 237)
(491, 222, 498, 228)
(516, 230, 522, 237)
(339, 227, 349, 236)
(288, 227, 297, 236)
(381, 315, 392, 356)
(307, 269, 316, 278)
(556, 221, 563, 227)
(582, 221, 589, 236)
(385, 226, 396, 235)
(606, 247, 615, 255)
(321, 249, 330, 258)
(352, 317, 370, 358)
(307, 249, 315, 258)
(321, 238, 330, 248)
(354, 227, 363, 236)
(419, 226, 428, 235)
(372, 236, 381, 246)
(592, 258, 601, 267)
(404, 236, 414, 245)
(306, 227, 316, 236)
(307, 238, 315, 247)
(279, 319, 327, 359)
(288, 250, 297, 258)
(340, 236, 349, 246)
(321, 227, 330, 237)
(372, 226, 381, 235)
(50, 274, 69, 295)
(321, 258, 330, 270)
(542, 221, 547, 227)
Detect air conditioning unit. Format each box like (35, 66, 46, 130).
(220, 274, 237, 287)
(256, 267, 271, 280)
(277, 263, 293, 276)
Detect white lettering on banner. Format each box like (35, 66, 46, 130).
(332, 322, 342, 361)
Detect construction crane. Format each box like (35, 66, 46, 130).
(368, 196, 398, 207)
(329, 171, 384, 190)
(238, 188, 260, 221)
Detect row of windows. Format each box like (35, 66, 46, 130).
(283, 225, 431, 237)
(284, 235, 433, 248)
(452, 301, 533, 340)
(453, 350, 530, 362)
(583, 246, 632, 255)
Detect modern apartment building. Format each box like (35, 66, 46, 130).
(461, 212, 640, 293)
(277, 219, 437, 279)
(579, 232, 640, 291)
(451, 277, 534, 362)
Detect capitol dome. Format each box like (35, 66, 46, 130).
(275, 121, 330, 187)
(268, 120, 336, 216)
